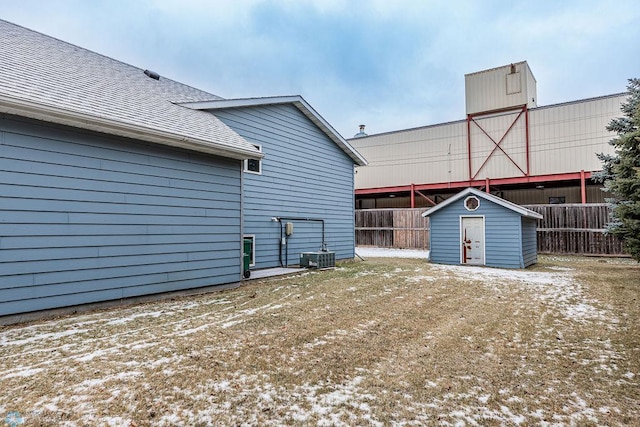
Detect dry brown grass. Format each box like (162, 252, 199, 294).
(0, 256, 638, 426)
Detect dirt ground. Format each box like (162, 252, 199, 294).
(0, 255, 638, 426)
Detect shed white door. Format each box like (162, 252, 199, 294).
(461, 217, 485, 265)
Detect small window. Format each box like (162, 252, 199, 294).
(464, 195, 480, 211)
(244, 144, 262, 174)
(549, 196, 565, 204)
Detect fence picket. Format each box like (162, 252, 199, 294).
(355, 204, 626, 255)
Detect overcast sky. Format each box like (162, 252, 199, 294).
(3, 0, 639, 138)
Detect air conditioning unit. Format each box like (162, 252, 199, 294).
(300, 251, 335, 269)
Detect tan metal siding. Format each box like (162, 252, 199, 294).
(465, 62, 537, 115)
(526, 68, 538, 105)
(352, 94, 624, 190)
(353, 122, 467, 188)
(469, 110, 528, 179)
(529, 95, 623, 175)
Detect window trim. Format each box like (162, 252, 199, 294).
(464, 195, 480, 212)
(244, 144, 262, 175)
(244, 234, 256, 267)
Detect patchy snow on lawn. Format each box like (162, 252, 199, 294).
(0, 256, 636, 426)
(356, 246, 429, 259)
(424, 263, 615, 325)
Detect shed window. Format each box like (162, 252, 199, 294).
(464, 196, 480, 211)
(244, 144, 262, 174)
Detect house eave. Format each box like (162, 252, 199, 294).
(0, 95, 263, 161)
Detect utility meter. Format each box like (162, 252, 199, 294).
(285, 222, 294, 236)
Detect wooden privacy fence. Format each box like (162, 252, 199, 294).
(355, 208, 429, 249)
(523, 204, 625, 255)
(355, 204, 626, 256)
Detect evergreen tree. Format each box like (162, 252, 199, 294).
(595, 78, 640, 261)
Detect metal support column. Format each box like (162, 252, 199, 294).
(580, 170, 587, 204)
(410, 183, 415, 208)
(525, 106, 531, 175)
(467, 115, 472, 181)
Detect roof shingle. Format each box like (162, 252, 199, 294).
(0, 19, 260, 159)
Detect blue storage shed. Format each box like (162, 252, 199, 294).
(422, 188, 543, 268)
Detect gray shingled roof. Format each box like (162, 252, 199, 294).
(0, 19, 260, 160)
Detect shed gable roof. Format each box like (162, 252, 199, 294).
(422, 187, 543, 219)
(179, 96, 368, 166)
(0, 20, 261, 160)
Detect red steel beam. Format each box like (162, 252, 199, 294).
(580, 170, 587, 204)
(355, 171, 593, 195)
(468, 104, 529, 118)
(410, 183, 415, 208)
(467, 115, 472, 181)
(525, 105, 530, 175)
(470, 107, 527, 180)
(415, 190, 437, 206)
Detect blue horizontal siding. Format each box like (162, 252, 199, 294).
(521, 218, 538, 267)
(485, 213, 522, 268)
(0, 241, 238, 263)
(0, 116, 242, 316)
(429, 212, 461, 265)
(213, 104, 356, 268)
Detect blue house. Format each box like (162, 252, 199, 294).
(0, 20, 365, 318)
(181, 97, 366, 269)
(422, 188, 542, 268)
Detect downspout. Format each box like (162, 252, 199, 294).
(240, 161, 245, 278)
(279, 220, 284, 268)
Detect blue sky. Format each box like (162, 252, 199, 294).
(3, 0, 639, 138)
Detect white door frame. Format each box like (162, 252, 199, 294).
(459, 215, 485, 265)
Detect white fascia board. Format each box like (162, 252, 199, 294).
(0, 95, 262, 161)
(180, 96, 369, 166)
(179, 96, 298, 110)
(422, 187, 543, 220)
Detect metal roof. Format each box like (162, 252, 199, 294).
(0, 19, 261, 160)
(421, 187, 543, 220)
(179, 96, 368, 166)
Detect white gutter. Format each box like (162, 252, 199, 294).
(0, 95, 263, 161)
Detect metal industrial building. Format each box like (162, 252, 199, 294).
(350, 62, 625, 208)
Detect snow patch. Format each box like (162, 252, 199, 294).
(356, 247, 429, 259)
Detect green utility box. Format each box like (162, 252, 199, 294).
(243, 238, 252, 278)
(300, 251, 335, 269)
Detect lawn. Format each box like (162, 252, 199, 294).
(0, 256, 639, 426)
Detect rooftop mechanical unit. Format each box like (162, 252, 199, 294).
(300, 251, 335, 269)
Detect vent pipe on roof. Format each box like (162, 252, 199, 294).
(353, 124, 368, 138)
(144, 69, 160, 80)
